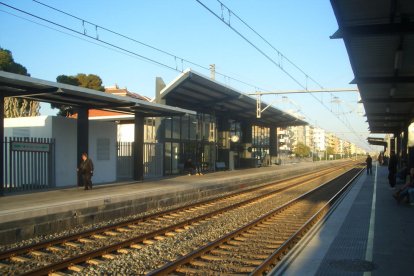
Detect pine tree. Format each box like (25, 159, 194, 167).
(0, 48, 40, 118)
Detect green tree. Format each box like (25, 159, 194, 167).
(294, 142, 311, 157)
(53, 73, 105, 116)
(0, 48, 40, 118)
(326, 146, 335, 159)
(76, 73, 105, 91)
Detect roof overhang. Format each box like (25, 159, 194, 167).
(0, 71, 194, 117)
(330, 0, 414, 134)
(160, 69, 307, 127)
(367, 137, 388, 147)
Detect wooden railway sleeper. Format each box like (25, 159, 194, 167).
(210, 248, 270, 259)
(68, 264, 84, 272)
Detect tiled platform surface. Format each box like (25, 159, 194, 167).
(0, 160, 340, 244)
(272, 163, 414, 276)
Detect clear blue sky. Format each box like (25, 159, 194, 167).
(0, 0, 377, 151)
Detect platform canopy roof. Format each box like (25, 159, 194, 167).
(159, 69, 307, 127)
(0, 71, 194, 117)
(331, 0, 414, 134)
(367, 137, 388, 148)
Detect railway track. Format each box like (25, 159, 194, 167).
(0, 162, 361, 275)
(149, 167, 363, 275)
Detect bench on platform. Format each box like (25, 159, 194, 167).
(215, 162, 226, 171)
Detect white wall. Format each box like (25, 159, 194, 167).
(5, 116, 117, 187)
(88, 121, 117, 184)
(5, 116, 52, 137)
(51, 116, 77, 187)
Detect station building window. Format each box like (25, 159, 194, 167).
(230, 120, 242, 141)
(162, 113, 217, 175)
(252, 125, 270, 160)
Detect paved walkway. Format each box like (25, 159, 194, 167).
(0, 161, 330, 224)
(272, 163, 414, 276)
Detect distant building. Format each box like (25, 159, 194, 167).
(313, 127, 326, 152)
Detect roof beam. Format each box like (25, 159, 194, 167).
(331, 21, 414, 39)
(367, 118, 408, 123)
(361, 98, 414, 104)
(351, 76, 414, 84)
(365, 112, 411, 117)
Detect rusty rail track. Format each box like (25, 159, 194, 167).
(0, 162, 359, 275)
(147, 167, 363, 275)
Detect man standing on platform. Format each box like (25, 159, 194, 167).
(366, 154, 372, 175)
(78, 152, 94, 190)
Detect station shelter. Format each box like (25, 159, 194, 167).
(331, 0, 414, 166)
(0, 71, 193, 195)
(154, 69, 307, 175)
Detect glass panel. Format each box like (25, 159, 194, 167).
(181, 115, 189, 140)
(172, 117, 180, 139)
(164, 118, 172, 139)
(145, 118, 156, 142)
(202, 114, 209, 140)
(165, 142, 172, 175)
(171, 142, 180, 174)
(189, 115, 197, 140)
(209, 120, 216, 142)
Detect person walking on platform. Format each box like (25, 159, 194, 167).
(78, 152, 94, 190)
(366, 154, 372, 175)
(388, 151, 397, 189)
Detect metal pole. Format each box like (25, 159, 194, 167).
(0, 95, 4, 196)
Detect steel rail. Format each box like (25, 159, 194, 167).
(23, 164, 353, 275)
(0, 161, 354, 261)
(147, 167, 362, 275)
(19, 164, 357, 275)
(250, 167, 363, 275)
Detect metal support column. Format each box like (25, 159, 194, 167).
(269, 126, 278, 156)
(133, 114, 144, 181)
(0, 95, 4, 196)
(390, 137, 396, 153)
(77, 108, 89, 185)
(402, 126, 408, 162)
(241, 121, 252, 143)
(396, 134, 402, 162)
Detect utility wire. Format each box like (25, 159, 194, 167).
(195, 0, 367, 148)
(0, 9, 154, 66)
(216, 0, 325, 89)
(2, 1, 367, 149)
(31, 0, 272, 93)
(0, 2, 180, 72)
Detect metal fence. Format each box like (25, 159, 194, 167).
(117, 142, 134, 180)
(144, 142, 163, 178)
(2, 137, 55, 194)
(117, 142, 163, 180)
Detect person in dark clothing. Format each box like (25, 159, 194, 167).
(393, 168, 414, 204)
(78, 152, 94, 190)
(195, 144, 203, 176)
(366, 154, 372, 175)
(184, 158, 195, 176)
(388, 151, 398, 189)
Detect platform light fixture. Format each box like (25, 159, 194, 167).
(394, 49, 403, 70)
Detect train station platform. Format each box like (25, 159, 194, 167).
(0, 160, 339, 245)
(272, 163, 414, 276)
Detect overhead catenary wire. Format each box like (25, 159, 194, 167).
(195, 0, 368, 149)
(0, 9, 160, 67)
(30, 0, 273, 93)
(2, 1, 368, 149)
(0, 2, 180, 73)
